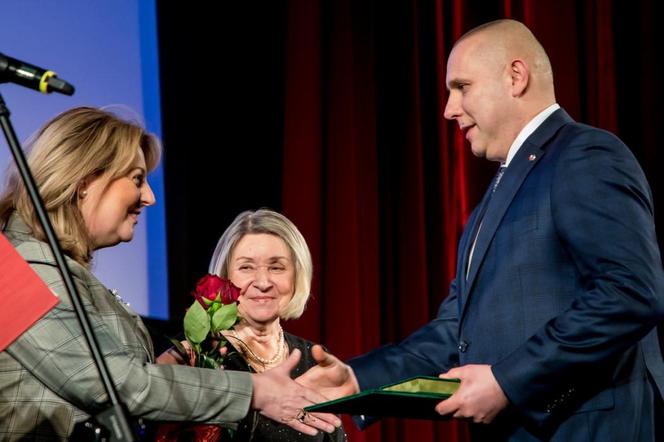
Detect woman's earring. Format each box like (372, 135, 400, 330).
(80, 189, 88, 199)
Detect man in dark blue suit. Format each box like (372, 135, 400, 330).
(300, 19, 664, 441)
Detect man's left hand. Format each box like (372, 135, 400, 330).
(435, 364, 508, 423)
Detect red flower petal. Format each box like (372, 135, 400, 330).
(194, 274, 224, 301)
(219, 279, 241, 304)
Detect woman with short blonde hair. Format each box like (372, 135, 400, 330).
(205, 209, 347, 441)
(209, 209, 313, 320)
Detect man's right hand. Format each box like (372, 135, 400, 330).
(296, 345, 360, 400)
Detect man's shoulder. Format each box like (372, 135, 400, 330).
(540, 120, 633, 169)
(547, 117, 625, 153)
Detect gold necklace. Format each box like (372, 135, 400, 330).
(229, 325, 286, 365)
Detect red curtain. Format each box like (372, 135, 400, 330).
(280, 1, 620, 440)
(155, 0, 662, 438)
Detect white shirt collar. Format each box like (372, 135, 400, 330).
(503, 103, 560, 167)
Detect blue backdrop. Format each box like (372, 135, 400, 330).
(0, 0, 168, 319)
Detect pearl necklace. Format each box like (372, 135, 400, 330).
(229, 325, 286, 366)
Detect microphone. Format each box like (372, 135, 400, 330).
(0, 52, 75, 96)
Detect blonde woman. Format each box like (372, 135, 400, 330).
(0, 107, 339, 440)
(211, 209, 347, 441)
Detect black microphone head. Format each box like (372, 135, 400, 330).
(46, 76, 75, 96)
(0, 52, 75, 96)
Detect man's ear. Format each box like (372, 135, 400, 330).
(510, 59, 529, 97)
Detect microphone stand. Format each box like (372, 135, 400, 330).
(0, 91, 137, 441)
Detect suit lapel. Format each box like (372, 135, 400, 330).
(463, 145, 541, 292)
(459, 190, 493, 295)
(459, 109, 574, 314)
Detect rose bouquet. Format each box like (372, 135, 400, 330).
(156, 274, 241, 442)
(170, 274, 241, 368)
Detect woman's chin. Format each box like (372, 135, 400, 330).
(240, 313, 280, 327)
(92, 237, 121, 250)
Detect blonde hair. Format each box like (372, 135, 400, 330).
(209, 209, 313, 320)
(0, 106, 161, 266)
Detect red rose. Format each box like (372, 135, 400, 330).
(192, 274, 240, 308)
(195, 274, 224, 300)
(219, 279, 241, 304)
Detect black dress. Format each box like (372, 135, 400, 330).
(223, 332, 347, 442)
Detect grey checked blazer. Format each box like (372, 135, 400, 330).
(0, 214, 253, 441)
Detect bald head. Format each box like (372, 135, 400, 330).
(454, 19, 555, 104)
(444, 19, 557, 161)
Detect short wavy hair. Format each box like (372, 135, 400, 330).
(209, 209, 313, 320)
(0, 106, 161, 265)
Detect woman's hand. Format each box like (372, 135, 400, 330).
(156, 340, 192, 365)
(251, 349, 342, 435)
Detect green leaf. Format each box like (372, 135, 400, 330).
(193, 343, 202, 364)
(201, 353, 220, 369)
(211, 302, 238, 333)
(184, 301, 210, 344)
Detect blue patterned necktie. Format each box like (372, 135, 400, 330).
(492, 166, 506, 193)
(466, 165, 507, 278)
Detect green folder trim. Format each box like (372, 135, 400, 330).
(382, 376, 459, 395)
(305, 376, 460, 420)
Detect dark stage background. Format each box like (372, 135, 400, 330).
(150, 1, 664, 441)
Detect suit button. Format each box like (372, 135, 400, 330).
(458, 340, 469, 353)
